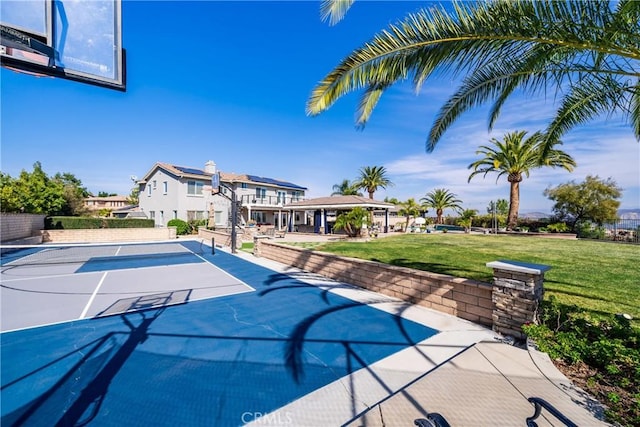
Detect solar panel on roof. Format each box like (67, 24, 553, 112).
(174, 166, 205, 175)
(246, 175, 306, 190)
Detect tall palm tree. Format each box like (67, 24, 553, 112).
(308, 0, 640, 153)
(398, 197, 423, 232)
(421, 188, 462, 224)
(353, 166, 392, 199)
(331, 179, 362, 196)
(468, 130, 576, 229)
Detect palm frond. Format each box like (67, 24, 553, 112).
(545, 74, 637, 151)
(320, 0, 355, 26)
(309, 0, 640, 151)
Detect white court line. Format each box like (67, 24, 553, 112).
(192, 247, 256, 292)
(79, 271, 108, 319)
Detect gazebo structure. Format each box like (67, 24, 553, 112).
(284, 195, 395, 234)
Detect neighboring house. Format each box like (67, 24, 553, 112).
(137, 161, 307, 228)
(84, 195, 130, 215)
(111, 206, 147, 219)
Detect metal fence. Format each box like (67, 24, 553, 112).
(597, 218, 639, 244)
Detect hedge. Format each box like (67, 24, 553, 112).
(45, 216, 155, 230)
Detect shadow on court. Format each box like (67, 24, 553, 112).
(1, 246, 438, 426)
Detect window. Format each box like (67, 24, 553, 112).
(163, 181, 168, 194)
(214, 210, 224, 224)
(255, 188, 266, 199)
(251, 212, 267, 223)
(241, 183, 248, 189)
(187, 180, 203, 195)
(277, 191, 286, 204)
(149, 211, 155, 219)
(291, 191, 302, 201)
(187, 210, 205, 221)
(147, 185, 152, 196)
(153, 180, 157, 189)
(173, 210, 178, 219)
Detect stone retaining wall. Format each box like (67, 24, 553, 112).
(1, 213, 46, 242)
(254, 239, 494, 327)
(42, 227, 177, 243)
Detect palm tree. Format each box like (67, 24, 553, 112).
(468, 131, 576, 229)
(353, 166, 392, 200)
(421, 188, 462, 224)
(398, 198, 423, 232)
(457, 208, 478, 233)
(331, 179, 362, 196)
(308, 0, 639, 153)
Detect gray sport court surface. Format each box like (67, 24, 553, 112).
(0, 241, 252, 332)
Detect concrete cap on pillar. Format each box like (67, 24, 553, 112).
(486, 260, 551, 275)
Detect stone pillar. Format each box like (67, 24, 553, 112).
(253, 235, 270, 257)
(486, 260, 551, 340)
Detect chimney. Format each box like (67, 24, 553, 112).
(204, 160, 216, 174)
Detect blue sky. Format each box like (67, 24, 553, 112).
(1, 1, 638, 214)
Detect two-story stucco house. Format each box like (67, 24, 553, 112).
(137, 161, 307, 228)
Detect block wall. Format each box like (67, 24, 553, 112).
(0, 213, 46, 242)
(42, 227, 177, 243)
(255, 239, 493, 327)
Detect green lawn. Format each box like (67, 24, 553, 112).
(313, 234, 640, 324)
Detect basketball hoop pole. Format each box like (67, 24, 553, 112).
(230, 184, 238, 254)
(217, 179, 238, 254)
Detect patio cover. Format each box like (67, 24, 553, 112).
(284, 195, 394, 233)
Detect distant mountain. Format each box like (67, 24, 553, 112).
(519, 209, 640, 220)
(520, 212, 551, 219)
(618, 209, 640, 219)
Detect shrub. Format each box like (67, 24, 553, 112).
(523, 296, 640, 426)
(45, 216, 154, 229)
(576, 221, 606, 239)
(188, 219, 207, 232)
(546, 222, 569, 233)
(167, 219, 191, 235)
(333, 207, 370, 237)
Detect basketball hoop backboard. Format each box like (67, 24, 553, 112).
(211, 172, 220, 194)
(1, 0, 126, 91)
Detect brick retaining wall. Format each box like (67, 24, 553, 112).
(255, 239, 493, 327)
(42, 227, 177, 243)
(1, 213, 46, 242)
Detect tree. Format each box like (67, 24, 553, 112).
(353, 166, 393, 200)
(544, 175, 622, 231)
(127, 187, 140, 206)
(487, 199, 509, 217)
(332, 207, 371, 237)
(308, 0, 640, 153)
(331, 179, 362, 196)
(421, 188, 462, 224)
(468, 131, 576, 229)
(398, 198, 423, 232)
(97, 191, 117, 197)
(0, 162, 65, 214)
(0, 162, 88, 215)
(54, 172, 90, 216)
(487, 198, 509, 229)
(384, 197, 401, 205)
(0, 172, 21, 212)
(457, 208, 478, 232)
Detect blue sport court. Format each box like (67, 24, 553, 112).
(0, 240, 438, 426)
